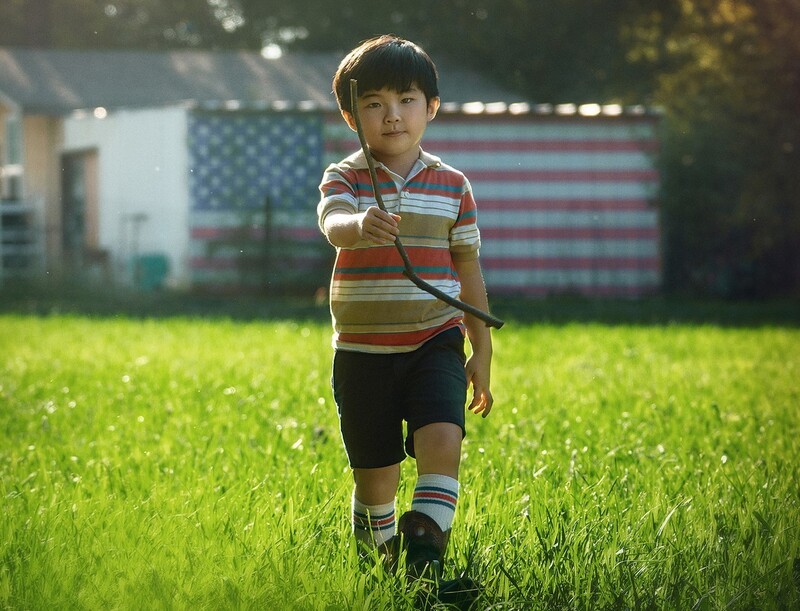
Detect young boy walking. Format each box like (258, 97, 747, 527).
(317, 34, 494, 581)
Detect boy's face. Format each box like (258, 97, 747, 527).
(342, 84, 440, 175)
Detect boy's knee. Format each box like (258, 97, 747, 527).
(413, 423, 462, 476)
(415, 422, 463, 449)
(353, 464, 401, 505)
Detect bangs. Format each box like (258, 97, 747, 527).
(353, 43, 436, 96)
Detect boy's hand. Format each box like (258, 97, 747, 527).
(453, 257, 494, 418)
(465, 351, 493, 417)
(358, 206, 400, 244)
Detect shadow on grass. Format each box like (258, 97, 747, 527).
(1, 280, 798, 327)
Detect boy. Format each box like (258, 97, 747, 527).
(317, 35, 494, 580)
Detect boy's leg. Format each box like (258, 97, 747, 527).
(412, 422, 461, 530)
(354, 464, 402, 506)
(332, 349, 406, 564)
(352, 464, 401, 561)
(398, 422, 462, 578)
(403, 422, 484, 608)
(414, 422, 461, 477)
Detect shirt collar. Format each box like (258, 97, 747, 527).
(340, 147, 443, 172)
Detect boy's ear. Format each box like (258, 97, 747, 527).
(341, 109, 357, 132)
(427, 96, 441, 121)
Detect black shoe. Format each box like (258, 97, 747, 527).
(397, 511, 450, 582)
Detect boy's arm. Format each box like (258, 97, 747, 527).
(322, 207, 400, 248)
(453, 257, 494, 417)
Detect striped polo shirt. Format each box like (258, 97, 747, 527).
(318, 148, 481, 353)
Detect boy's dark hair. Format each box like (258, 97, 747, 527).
(333, 35, 439, 113)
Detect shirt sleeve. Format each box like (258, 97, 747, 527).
(449, 176, 481, 262)
(317, 164, 358, 233)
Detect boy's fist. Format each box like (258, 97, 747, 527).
(358, 206, 401, 244)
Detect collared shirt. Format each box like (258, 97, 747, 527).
(318, 148, 481, 353)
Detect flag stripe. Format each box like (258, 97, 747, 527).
(482, 227, 658, 240)
(479, 198, 653, 211)
(466, 169, 659, 182)
(424, 138, 658, 152)
(482, 257, 661, 271)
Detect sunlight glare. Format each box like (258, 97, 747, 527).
(261, 44, 283, 60)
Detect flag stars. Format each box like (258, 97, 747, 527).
(188, 114, 321, 211)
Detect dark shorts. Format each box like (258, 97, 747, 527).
(332, 327, 468, 469)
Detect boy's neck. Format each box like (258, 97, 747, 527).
(372, 146, 422, 180)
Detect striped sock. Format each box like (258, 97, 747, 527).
(352, 496, 396, 548)
(411, 474, 459, 532)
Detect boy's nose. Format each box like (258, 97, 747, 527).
(384, 104, 401, 122)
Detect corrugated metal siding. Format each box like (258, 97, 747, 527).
(427, 115, 661, 297)
(188, 110, 660, 297)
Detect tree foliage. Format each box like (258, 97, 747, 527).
(632, 0, 800, 296)
(0, 0, 231, 48)
(232, 0, 662, 103)
(1, 0, 798, 296)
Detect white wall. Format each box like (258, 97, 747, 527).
(63, 106, 190, 287)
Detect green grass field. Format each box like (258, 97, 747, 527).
(1, 312, 798, 609)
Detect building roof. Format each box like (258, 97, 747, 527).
(0, 47, 530, 115)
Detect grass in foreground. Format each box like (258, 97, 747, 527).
(1, 314, 798, 609)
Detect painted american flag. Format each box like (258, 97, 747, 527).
(187, 111, 327, 289)
(189, 111, 323, 211)
(187, 109, 661, 296)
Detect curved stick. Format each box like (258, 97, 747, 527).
(349, 79, 504, 329)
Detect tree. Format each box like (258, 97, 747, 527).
(234, 0, 658, 103)
(629, 0, 800, 296)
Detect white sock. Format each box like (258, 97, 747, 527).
(352, 495, 396, 548)
(411, 474, 459, 532)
